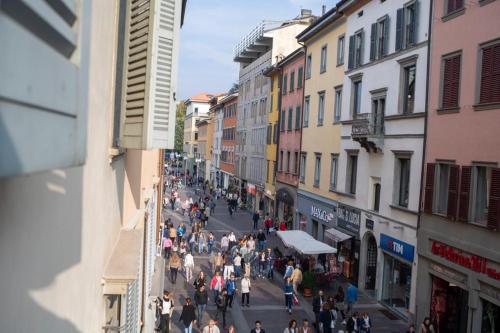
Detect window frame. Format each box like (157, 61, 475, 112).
(300, 153, 307, 183)
(351, 76, 363, 118)
(294, 151, 299, 175)
(329, 154, 339, 191)
(303, 96, 310, 127)
(398, 57, 417, 114)
(439, 51, 462, 110)
(334, 85, 343, 123)
(320, 44, 328, 73)
(280, 109, 286, 132)
(337, 34, 345, 66)
(295, 105, 301, 130)
(346, 151, 358, 194)
(393, 152, 413, 208)
(476, 39, 500, 107)
(282, 74, 288, 96)
(297, 66, 304, 89)
(317, 91, 325, 126)
(314, 153, 322, 188)
(469, 164, 494, 226)
(306, 54, 312, 79)
(287, 107, 293, 131)
(354, 29, 364, 68)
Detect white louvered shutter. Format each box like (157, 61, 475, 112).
(121, 0, 181, 150)
(0, 1, 91, 177)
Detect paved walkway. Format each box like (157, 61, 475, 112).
(161, 186, 408, 333)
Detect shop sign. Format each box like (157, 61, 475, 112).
(380, 233, 415, 262)
(430, 263, 466, 284)
(336, 204, 360, 234)
(247, 184, 256, 196)
(365, 219, 374, 230)
(311, 205, 334, 223)
(431, 241, 500, 281)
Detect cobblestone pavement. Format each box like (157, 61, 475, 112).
(161, 186, 409, 333)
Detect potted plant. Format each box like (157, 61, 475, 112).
(301, 271, 315, 297)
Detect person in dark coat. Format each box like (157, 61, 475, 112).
(179, 297, 196, 331)
(312, 289, 325, 329)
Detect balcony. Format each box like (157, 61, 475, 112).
(351, 112, 384, 153)
(233, 22, 274, 63)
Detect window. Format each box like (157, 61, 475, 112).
(270, 94, 274, 113)
(370, 16, 389, 61)
(306, 54, 312, 79)
(297, 66, 304, 89)
(446, 0, 464, 16)
(294, 152, 299, 174)
(434, 163, 451, 215)
(300, 153, 307, 183)
(295, 106, 301, 130)
(479, 42, 500, 105)
(320, 45, 327, 73)
(194, 132, 198, 140)
(314, 154, 321, 187)
(286, 151, 291, 173)
(396, 1, 418, 50)
(337, 35, 345, 65)
(273, 123, 279, 143)
(303, 96, 310, 127)
(280, 109, 286, 131)
(266, 124, 272, 144)
(318, 92, 325, 125)
(282, 74, 288, 95)
(352, 79, 362, 116)
(470, 166, 492, 226)
(372, 95, 385, 135)
(334, 87, 342, 122)
(266, 160, 271, 183)
(373, 183, 381, 212)
(330, 154, 339, 190)
(273, 161, 277, 184)
(348, 30, 364, 69)
(279, 151, 284, 171)
(441, 53, 461, 109)
(287, 107, 293, 131)
(290, 71, 295, 92)
(402, 64, 416, 114)
(347, 153, 358, 194)
(395, 156, 411, 207)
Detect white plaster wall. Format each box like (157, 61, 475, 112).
(186, 101, 210, 117)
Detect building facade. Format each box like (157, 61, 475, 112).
(0, 0, 185, 331)
(416, 0, 500, 331)
(196, 119, 210, 182)
(220, 93, 238, 190)
(336, 0, 430, 319)
(234, 14, 314, 212)
(275, 48, 305, 229)
(183, 93, 212, 176)
(211, 96, 225, 187)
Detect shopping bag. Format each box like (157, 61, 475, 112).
(293, 294, 299, 305)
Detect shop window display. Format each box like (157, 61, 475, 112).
(381, 254, 412, 315)
(430, 276, 468, 333)
(481, 299, 500, 333)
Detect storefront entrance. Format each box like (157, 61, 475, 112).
(430, 275, 468, 333)
(382, 254, 412, 315)
(365, 234, 377, 290)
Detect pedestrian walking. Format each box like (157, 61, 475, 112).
(210, 271, 224, 302)
(228, 232, 237, 250)
(258, 251, 266, 278)
(284, 277, 294, 314)
(312, 289, 325, 330)
(250, 321, 265, 333)
(240, 275, 251, 307)
(179, 297, 196, 333)
(207, 232, 215, 254)
(291, 265, 302, 294)
(298, 319, 311, 333)
(233, 252, 242, 277)
(214, 252, 224, 273)
(419, 317, 435, 333)
(346, 312, 359, 333)
(264, 214, 272, 234)
(223, 254, 234, 280)
(359, 312, 372, 333)
(283, 260, 294, 280)
(209, 200, 216, 214)
(169, 252, 181, 284)
(252, 211, 259, 230)
(335, 286, 346, 323)
(202, 319, 221, 333)
(265, 248, 274, 280)
(227, 324, 236, 333)
(179, 239, 188, 258)
(159, 291, 174, 333)
(228, 204, 233, 217)
(194, 285, 208, 326)
(347, 283, 358, 315)
(283, 319, 298, 333)
(225, 274, 237, 308)
(184, 251, 194, 282)
(256, 229, 266, 251)
(169, 225, 177, 243)
(163, 237, 172, 259)
(319, 302, 335, 333)
(220, 234, 229, 253)
(215, 288, 228, 329)
(194, 271, 206, 290)
(198, 231, 206, 254)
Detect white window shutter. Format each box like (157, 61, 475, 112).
(0, 0, 91, 177)
(121, 0, 181, 150)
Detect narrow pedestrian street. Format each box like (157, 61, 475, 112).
(161, 186, 408, 333)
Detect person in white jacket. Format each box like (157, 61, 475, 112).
(184, 252, 194, 282)
(241, 275, 251, 307)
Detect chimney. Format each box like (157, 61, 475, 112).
(322, 5, 326, 15)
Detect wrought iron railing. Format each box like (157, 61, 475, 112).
(351, 112, 384, 136)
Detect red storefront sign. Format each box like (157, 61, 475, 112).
(431, 241, 500, 280)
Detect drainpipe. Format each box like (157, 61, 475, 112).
(297, 42, 307, 231)
(274, 66, 283, 221)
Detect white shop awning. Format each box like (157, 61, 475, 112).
(277, 230, 337, 255)
(325, 228, 352, 243)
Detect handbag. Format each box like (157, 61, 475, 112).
(293, 295, 299, 305)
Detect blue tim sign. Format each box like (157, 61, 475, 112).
(380, 233, 415, 262)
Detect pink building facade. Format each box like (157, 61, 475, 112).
(276, 49, 305, 227)
(417, 1, 500, 331)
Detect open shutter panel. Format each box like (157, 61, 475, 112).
(0, 0, 89, 177)
(442, 56, 461, 108)
(487, 168, 500, 230)
(424, 163, 435, 213)
(369, 23, 377, 61)
(410, 1, 419, 45)
(382, 16, 390, 56)
(121, 0, 180, 149)
(348, 35, 355, 70)
(480, 46, 494, 104)
(447, 165, 460, 221)
(359, 30, 365, 66)
(395, 8, 404, 51)
(458, 166, 472, 222)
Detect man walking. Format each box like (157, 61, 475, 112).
(291, 264, 303, 294)
(250, 320, 266, 333)
(184, 251, 194, 282)
(347, 283, 358, 315)
(252, 211, 260, 230)
(225, 273, 237, 308)
(256, 229, 266, 252)
(241, 275, 251, 307)
(202, 319, 220, 333)
(312, 290, 325, 330)
(194, 285, 208, 326)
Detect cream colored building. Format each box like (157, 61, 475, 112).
(0, 0, 185, 331)
(296, 9, 346, 239)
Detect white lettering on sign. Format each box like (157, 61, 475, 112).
(337, 207, 360, 226)
(311, 206, 334, 223)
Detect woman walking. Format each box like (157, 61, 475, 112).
(184, 251, 194, 282)
(284, 277, 294, 314)
(169, 252, 181, 284)
(179, 298, 196, 333)
(241, 275, 251, 307)
(193, 271, 206, 290)
(283, 319, 298, 333)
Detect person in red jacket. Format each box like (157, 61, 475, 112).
(264, 214, 273, 234)
(280, 221, 287, 231)
(209, 271, 224, 304)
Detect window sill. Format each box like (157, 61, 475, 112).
(313, 184, 320, 188)
(473, 102, 500, 111)
(389, 204, 418, 215)
(328, 186, 337, 193)
(341, 119, 355, 125)
(437, 106, 460, 114)
(320, 69, 326, 74)
(303, 124, 309, 128)
(384, 112, 425, 121)
(329, 188, 355, 198)
(300, 179, 305, 184)
(336, 62, 344, 67)
(317, 123, 324, 127)
(333, 120, 341, 125)
(479, 0, 497, 6)
(295, 128, 301, 132)
(441, 7, 465, 22)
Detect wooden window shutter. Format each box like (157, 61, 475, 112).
(0, 1, 89, 177)
(442, 55, 461, 108)
(348, 35, 355, 70)
(424, 163, 435, 213)
(121, 0, 181, 149)
(458, 166, 472, 222)
(382, 17, 390, 56)
(479, 44, 500, 104)
(487, 168, 500, 230)
(370, 23, 377, 61)
(408, 1, 419, 45)
(359, 30, 365, 66)
(447, 165, 460, 221)
(395, 8, 404, 51)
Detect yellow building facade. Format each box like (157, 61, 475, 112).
(296, 11, 346, 240)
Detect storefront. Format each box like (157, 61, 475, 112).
(276, 184, 297, 229)
(379, 233, 415, 317)
(296, 190, 336, 240)
(246, 183, 256, 211)
(263, 189, 274, 217)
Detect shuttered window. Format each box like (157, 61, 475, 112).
(282, 75, 288, 95)
(479, 43, 500, 104)
(396, 1, 419, 51)
(487, 168, 500, 230)
(446, 0, 464, 15)
(442, 54, 461, 109)
(295, 106, 301, 130)
(287, 107, 293, 131)
(121, 0, 181, 149)
(447, 165, 460, 220)
(0, 0, 89, 177)
(458, 166, 471, 222)
(297, 67, 304, 89)
(424, 163, 435, 213)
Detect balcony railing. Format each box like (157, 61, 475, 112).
(234, 23, 265, 59)
(351, 112, 384, 152)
